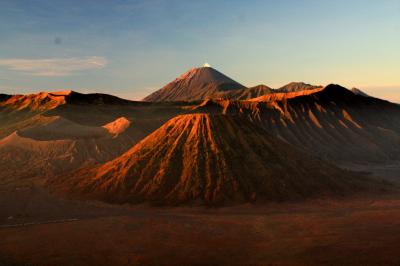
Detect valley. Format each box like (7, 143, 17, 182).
(1, 180, 400, 265)
(1, 65, 400, 265)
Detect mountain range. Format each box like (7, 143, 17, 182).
(0, 65, 397, 205)
(143, 65, 326, 102)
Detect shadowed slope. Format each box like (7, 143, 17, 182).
(18, 115, 110, 140)
(218, 84, 273, 100)
(0, 94, 12, 102)
(51, 114, 374, 205)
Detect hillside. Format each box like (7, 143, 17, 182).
(192, 84, 400, 163)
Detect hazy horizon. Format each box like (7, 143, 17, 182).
(1, 0, 399, 102)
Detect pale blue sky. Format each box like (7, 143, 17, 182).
(0, 0, 399, 101)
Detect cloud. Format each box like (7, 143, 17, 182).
(0, 57, 107, 77)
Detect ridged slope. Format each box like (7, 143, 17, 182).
(193, 85, 400, 163)
(51, 114, 371, 205)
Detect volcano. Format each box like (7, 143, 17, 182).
(143, 65, 246, 102)
(51, 113, 374, 205)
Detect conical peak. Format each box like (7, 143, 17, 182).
(172, 65, 240, 85)
(143, 65, 246, 102)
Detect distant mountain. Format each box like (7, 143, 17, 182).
(0, 90, 134, 112)
(276, 82, 323, 93)
(143, 67, 329, 102)
(351, 88, 370, 97)
(222, 84, 273, 100)
(50, 114, 374, 205)
(143, 66, 247, 102)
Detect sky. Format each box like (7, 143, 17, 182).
(0, 0, 399, 102)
